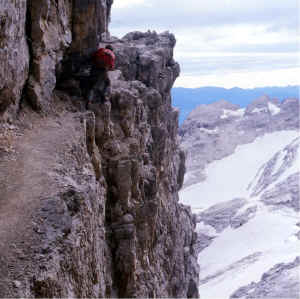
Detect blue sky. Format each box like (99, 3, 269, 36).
(110, 0, 299, 88)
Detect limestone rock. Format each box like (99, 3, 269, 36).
(71, 0, 113, 56)
(112, 31, 180, 95)
(0, 2, 199, 297)
(0, 0, 29, 119)
(26, 0, 72, 111)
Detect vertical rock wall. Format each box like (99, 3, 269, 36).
(26, 0, 73, 111)
(71, 0, 112, 56)
(0, 1, 199, 298)
(95, 32, 199, 297)
(0, 0, 113, 114)
(0, 0, 29, 119)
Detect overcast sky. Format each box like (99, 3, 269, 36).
(110, 0, 299, 88)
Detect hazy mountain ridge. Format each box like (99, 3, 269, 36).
(172, 86, 299, 123)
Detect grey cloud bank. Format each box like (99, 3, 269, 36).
(111, 0, 298, 31)
(181, 54, 298, 75)
(110, 0, 299, 88)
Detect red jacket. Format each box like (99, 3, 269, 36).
(93, 48, 115, 70)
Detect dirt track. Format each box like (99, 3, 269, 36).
(0, 113, 78, 293)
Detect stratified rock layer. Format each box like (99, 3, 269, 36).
(0, 0, 29, 119)
(0, 1, 199, 298)
(26, 0, 72, 111)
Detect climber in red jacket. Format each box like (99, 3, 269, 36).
(92, 45, 115, 71)
(87, 45, 115, 107)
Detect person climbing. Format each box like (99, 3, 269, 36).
(86, 45, 115, 108)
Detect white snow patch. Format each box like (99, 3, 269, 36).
(234, 201, 261, 217)
(183, 171, 197, 182)
(268, 102, 281, 116)
(252, 107, 268, 113)
(199, 127, 219, 134)
(196, 222, 218, 237)
(198, 206, 300, 298)
(220, 108, 245, 119)
(289, 136, 300, 147)
(288, 235, 299, 242)
(179, 130, 299, 210)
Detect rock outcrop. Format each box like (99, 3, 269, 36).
(197, 198, 248, 233)
(0, 1, 199, 298)
(248, 137, 300, 211)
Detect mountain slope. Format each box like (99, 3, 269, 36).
(179, 97, 299, 298)
(180, 96, 299, 188)
(180, 131, 299, 211)
(187, 136, 299, 298)
(231, 257, 300, 298)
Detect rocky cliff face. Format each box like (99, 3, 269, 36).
(0, 0, 29, 117)
(0, 1, 199, 298)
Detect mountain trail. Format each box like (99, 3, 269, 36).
(0, 112, 78, 284)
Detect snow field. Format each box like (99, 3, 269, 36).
(220, 108, 245, 119)
(198, 205, 300, 298)
(180, 130, 299, 210)
(268, 102, 281, 116)
(179, 130, 300, 298)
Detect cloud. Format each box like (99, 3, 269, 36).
(172, 25, 298, 54)
(110, 2, 298, 55)
(177, 53, 298, 75)
(110, 0, 299, 88)
(111, 0, 298, 31)
(174, 67, 300, 89)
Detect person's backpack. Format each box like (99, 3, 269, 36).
(92, 48, 115, 70)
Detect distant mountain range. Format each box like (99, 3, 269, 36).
(171, 86, 299, 124)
